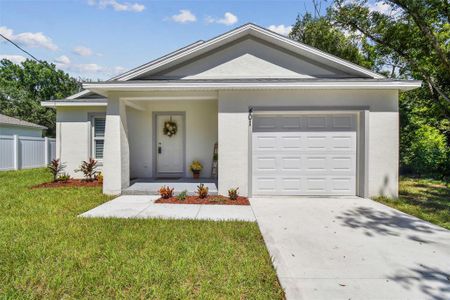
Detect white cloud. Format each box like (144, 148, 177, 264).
(0, 26, 58, 51)
(206, 12, 238, 26)
(171, 9, 197, 23)
(54, 57, 126, 79)
(0, 54, 27, 64)
(88, 0, 145, 12)
(73, 46, 93, 56)
(268, 25, 292, 36)
(54, 55, 71, 65)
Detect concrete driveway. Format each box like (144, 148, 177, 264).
(251, 197, 450, 300)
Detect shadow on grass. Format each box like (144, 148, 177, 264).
(388, 264, 450, 300)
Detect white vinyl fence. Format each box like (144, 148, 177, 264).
(0, 135, 56, 171)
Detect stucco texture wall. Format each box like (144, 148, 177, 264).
(127, 100, 218, 179)
(218, 89, 399, 198)
(56, 107, 106, 178)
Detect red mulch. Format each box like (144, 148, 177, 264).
(155, 195, 249, 205)
(32, 179, 101, 189)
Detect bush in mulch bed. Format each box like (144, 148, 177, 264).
(31, 179, 101, 189)
(155, 195, 249, 205)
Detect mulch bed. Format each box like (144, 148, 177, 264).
(155, 195, 250, 205)
(32, 179, 101, 189)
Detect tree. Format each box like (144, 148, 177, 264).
(0, 59, 80, 136)
(327, 0, 449, 178)
(289, 12, 375, 69)
(331, 0, 450, 114)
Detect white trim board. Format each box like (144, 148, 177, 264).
(84, 80, 421, 95)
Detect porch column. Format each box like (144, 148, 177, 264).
(103, 96, 130, 195)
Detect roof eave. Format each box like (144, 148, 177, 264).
(84, 80, 422, 93)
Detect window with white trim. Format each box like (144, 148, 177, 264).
(92, 116, 105, 160)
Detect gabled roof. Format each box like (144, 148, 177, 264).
(0, 113, 47, 129)
(67, 23, 421, 101)
(114, 23, 384, 81)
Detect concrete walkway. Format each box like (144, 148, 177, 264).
(80, 195, 255, 222)
(251, 197, 450, 300)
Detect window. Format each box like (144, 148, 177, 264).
(92, 116, 105, 159)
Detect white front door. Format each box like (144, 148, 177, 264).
(156, 113, 184, 177)
(252, 113, 357, 196)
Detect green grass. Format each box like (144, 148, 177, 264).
(375, 176, 450, 230)
(0, 168, 283, 299)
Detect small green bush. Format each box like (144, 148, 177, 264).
(228, 187, 239, 200)
(177, 190, 188, 201)
(408, 125, 448, 176)
(57, 173, 71, 182)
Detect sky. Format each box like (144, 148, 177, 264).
(0, 0, 332, 80)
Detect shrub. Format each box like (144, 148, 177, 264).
(408, 125, 448, 176)
(177, 190, 188, 201)
(75, 158, 99, 181)
(96, 172, 103, 184)
(57, 173, 71, 182)
(196, 183, 209, 198)
(159, 186, 174, 199)
(47, 159, 65, 182)
(228, 187, 239, 200)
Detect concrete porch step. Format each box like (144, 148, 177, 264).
(122, 179, 218, 196)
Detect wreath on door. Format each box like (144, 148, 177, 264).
(163, 117, 177, 137)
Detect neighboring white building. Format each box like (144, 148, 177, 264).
(0, 113, 47, 137)
(42, 23, 421, 197)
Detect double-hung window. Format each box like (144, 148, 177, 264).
(92, 116, 106, 160)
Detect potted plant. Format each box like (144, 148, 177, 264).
(190, 160, 203, 179)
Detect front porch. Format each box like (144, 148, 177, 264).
(101, 91, 220, 195)
(122, 178, 218, 195)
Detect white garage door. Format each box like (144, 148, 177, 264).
(252, 113, 357, 196)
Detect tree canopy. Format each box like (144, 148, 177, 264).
(0, 59, 80, 136)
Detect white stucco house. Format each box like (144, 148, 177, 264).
(0, 113, 47, 137)
(42, 23, 420, 197)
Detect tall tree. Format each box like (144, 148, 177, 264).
(331, 0, 450, 113)
(0, 59, 80, 136)
(289, 12, 375, 70)
(329, 0, 450, 177)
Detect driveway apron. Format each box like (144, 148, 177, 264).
(251, 197, 450, 300)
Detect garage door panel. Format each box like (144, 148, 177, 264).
(331, 134, 356, 150)
(280, 135, 302, 149)
(280, 177, 302, 192)
(330, 156, 355, 173)
(281, 157, 302, 170)
(254, 177, 277, 193)
(252, 113, 357, 196)
(254, 135, 277, 150)
(332, 115, 354, 129)
(254, 156, 277, 171)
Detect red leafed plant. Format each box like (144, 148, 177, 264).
(159, 186, 174, 199)
(196, 183, 209, 199)
(47, 159, 65, 182)
(75, 158, 99, 182)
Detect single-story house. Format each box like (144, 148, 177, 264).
(42, 23, 421, 197)
(0, 113, 47, 137)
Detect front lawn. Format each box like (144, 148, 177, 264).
(0, 168, 283, 299)
(375, 177, 450, 230)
